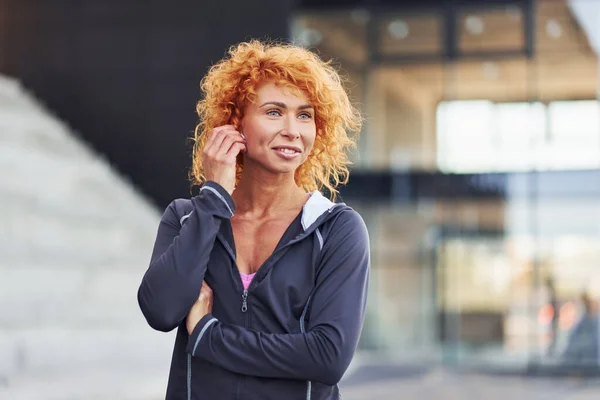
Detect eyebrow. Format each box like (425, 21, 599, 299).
(259, 101, 314, 111)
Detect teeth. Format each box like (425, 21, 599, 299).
(278, 148, 297, 154)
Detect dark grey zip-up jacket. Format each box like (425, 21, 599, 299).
(138, 181, 370, 400)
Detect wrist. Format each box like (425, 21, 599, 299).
(186, 313, 219, 356)
(205, 178, 234, 194)
(204, 180, 232, 194)
(199, 181, 237, 217)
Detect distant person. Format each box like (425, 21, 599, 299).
(562, 293, 599, 367)
(137, 40, 370, 399)
(545, 277, 559, 357)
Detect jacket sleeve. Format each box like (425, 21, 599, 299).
(187, 209, 370, 386)
(137, 181, 235, 332)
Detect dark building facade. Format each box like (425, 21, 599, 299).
(0, 0, 295, 208)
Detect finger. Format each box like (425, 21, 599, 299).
(217, 133, 245, 158)
(196, 281, 206, 299)
(201, 280, 213, 295)
(208, 128, 239, 157)
(204, 125, 227, 150)
(198, 291, 209, 302)
(206, 125, 238, 154)
(205, 127, 229, 156)
(225, 142, 246, 161)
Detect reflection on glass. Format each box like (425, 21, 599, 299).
(438, 229, 600, 366)
(290, 12, 367, 67)
(458, 8, 525, 53)
(294, 0, 600, 371)
(536, 1, 588, 54)
(437, 100, 600, 173)
(379, 14, 442, 56)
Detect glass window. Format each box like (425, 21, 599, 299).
(379, 13, 443, 56)
(290, 11, 368, 67)
(436, 100, 495, 173)
(294, 0, 600, 370)
(536, 0, 591, 55)
(458, 7, 525, 53)
(437, 100, 600, 172)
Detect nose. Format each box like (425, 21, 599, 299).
(281, 117, 301, 139)
(280, 129, 300, 140)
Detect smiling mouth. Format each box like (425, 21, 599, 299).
(273, 147, 301, 154)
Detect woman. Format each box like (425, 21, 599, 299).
(138, 40, 370, 400)
(562, 292, 599, 367)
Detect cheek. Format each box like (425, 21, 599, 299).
(241, 125, 258, 149)
(304, 131, 317, 151)
(245, 121, 273, 143)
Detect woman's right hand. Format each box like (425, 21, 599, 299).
(203, 125, 246, 194)
(186, 280, 214, 335)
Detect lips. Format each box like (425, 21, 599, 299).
(272, 146, 301, 154)
(272, 145, 302, 160)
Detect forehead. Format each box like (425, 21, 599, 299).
(254, 82, 311, 104)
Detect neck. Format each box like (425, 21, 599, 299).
(232, 168, 306, 216)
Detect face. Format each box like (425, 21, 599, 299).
(240, 82, 317, 176)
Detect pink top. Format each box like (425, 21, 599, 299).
(240, 272, 256, 290)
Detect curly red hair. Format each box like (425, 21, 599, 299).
(190, 40, 362, 198)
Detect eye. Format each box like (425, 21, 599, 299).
(266, 109, 282, 116)
(298, 112, 313, 120)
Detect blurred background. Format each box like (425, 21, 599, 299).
(2, 0, 600, 398)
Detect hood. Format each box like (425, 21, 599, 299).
(301, 191, 346, 232)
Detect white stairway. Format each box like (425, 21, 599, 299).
(0, 75, 175, 400)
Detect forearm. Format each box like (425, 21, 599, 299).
(187, 315, 356, 385)
(138, 182, 234, 332)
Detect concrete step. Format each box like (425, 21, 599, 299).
(0, 141, 156, 217)
(0, 364, 170, 400)
(0, 267, 152, 328)
(0, 327, 175, 380)
(0, 73, 167, 390)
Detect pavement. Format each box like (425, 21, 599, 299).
(339, 365, 600, 400)
(2, 362, 600, 399)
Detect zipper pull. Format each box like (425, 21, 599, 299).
(241, 289, 248, 313)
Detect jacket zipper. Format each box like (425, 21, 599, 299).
(241, 289, 248, 313)
(218, 224, 322, 400)
(234, 261, 249, 400)
(236, 239, 317, 399)
(234, 289, 249, 400)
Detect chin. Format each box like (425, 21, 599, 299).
(268, 165, 299, 174)
(246, 154, 306, 175)
(265, 156, 303, 172)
